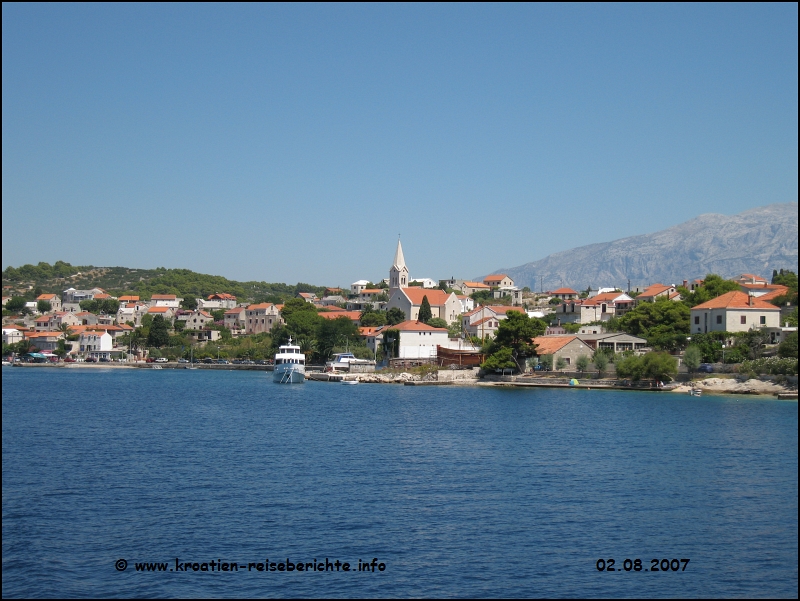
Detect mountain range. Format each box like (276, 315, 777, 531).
(493, 203, 798, 291)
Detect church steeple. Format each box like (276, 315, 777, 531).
(389, 237, 409, 290)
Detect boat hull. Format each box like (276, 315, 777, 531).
(273, 364, 306, 383)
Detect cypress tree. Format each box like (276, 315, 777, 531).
(418, 295, 432, 324)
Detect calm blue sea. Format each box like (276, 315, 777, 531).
(2, 367, 797, 598)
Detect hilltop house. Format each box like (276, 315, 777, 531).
(35, 293, 62, 312)
(224, 307, 246, 333)
(461, 305, 524, 338)
(549, 288, 579, 301)
(635, 284, 680, 303)
(178, 310, 214, 330)
(483, 274, 514, 288)
(553, 291, 635, 324)
(150, 294, 182, 308)
(690, 291, 780, 334)
(146, 306, 176, 322)
(197, 293, 238, 310)
(246, 303, 282, 335)
(62, 287, 106, 304)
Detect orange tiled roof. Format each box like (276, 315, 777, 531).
(758, 287, 790, 302)
(93, 293, 111, 299)
(247, 303, 275, 310)
(151, 294, 177, 300)
(386, 320, 447, 332)
(533, 335, 577, 354)
(225, 307, 246, 314)
(463, 281, 491, 289)
(36, 293, 58, 300)
(692, 291, 779, 311)
(483, 274, 508, 282)
(209, 293, 236, 300)
(549, 288, 578, 295)
(638, 284, 673, 297)
(360, 289, 384, 294)
(25, 331, 63, 339)
(400, 288, 452, 305)
(319, 311, 361, 321)
(119, 295, 140, 302)
(147, 306, 170, 313)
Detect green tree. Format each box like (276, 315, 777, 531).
(615, 354, 646, 381)
(617, 297, 689, 350)
(426, 317, 448, 329)
(642, 351, 678, 382)
(181, 297, 198, 310)
(484, 311, 546, 370)
(593, 351, 609, 376)
(481, 347, 516, 371)
(37, 300, 52, 313)
(316, 316, 360, 360)
(359, 307, 387, 327)
(680, 274, 741, 307)
(5, 297, 26, 312)
(575, 355, 590, 372)
(146, 315, 170, 348)
(382, 329, 400, 359)
(556, 357, 568, 370)
(386, 308, 406, 326)
(418, 296, 432, 324)
(210, 309, 225, 322)
(447, 320, 463, 338)
(683, 345, 702, 375)
(777, 331, 797, 359)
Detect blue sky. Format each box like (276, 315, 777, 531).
(2, 3, 797, 287)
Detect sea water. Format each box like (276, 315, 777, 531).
(2, 367, 797, 598)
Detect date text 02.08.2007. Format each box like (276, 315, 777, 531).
(596, 558, 689, 572)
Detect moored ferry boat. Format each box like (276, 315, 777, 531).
(273, 338, 306, 383)
(325, 352, 375, 372)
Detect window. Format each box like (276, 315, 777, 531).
(740, 316, 746, 325)
(760, 316, 766, 325)
(716, 315, 722, 325)
(694, 316, 700, 325)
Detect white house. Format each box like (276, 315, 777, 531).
(79, 331, 113, 354)
(372, 320, 451, 359)
(150, 294, 182, 308)
(387, 287, 462, 325)
(351, 280, 371, 296)
(690, 291, 780, 334)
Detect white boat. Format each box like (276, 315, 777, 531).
(689, 388, 702, 397)
(273, 338, 306, 383)
(326, 352, 375, 372)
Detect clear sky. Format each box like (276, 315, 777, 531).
(3, 3, 797, 287)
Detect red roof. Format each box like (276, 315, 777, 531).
(147, 306, 170, 313)
(550, 288, 578, 295)
(225, 307, 246, 315)
(532, 336, 577, 354)
(247, 303, 275, 310)
(638, 284, 673, 298)
(384, 320, 447, 332)
(151, 294, 177, 300)
(318, 311, 361, 321)
(483, 274, 509, 282)
(692, 291, 779, 310)
(400, 288, 452, 305)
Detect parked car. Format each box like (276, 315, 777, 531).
(64, 357, 76, 363)
(146, 357, 155, 363)
(99, 357, 111, 362)
(85, 357, 98, 363)
(155, 357, 168, 363)
(177, 358, 188, 363)
(698, 364, 714, 373)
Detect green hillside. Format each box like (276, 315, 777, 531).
(2, 261, 328, 304)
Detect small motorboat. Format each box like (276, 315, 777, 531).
(689, 388, 702, 397)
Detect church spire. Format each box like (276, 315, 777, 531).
(393, 237, 406, 270)
(389, 236, 409, 290)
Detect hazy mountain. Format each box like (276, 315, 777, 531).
(493, 203, 798, 291)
